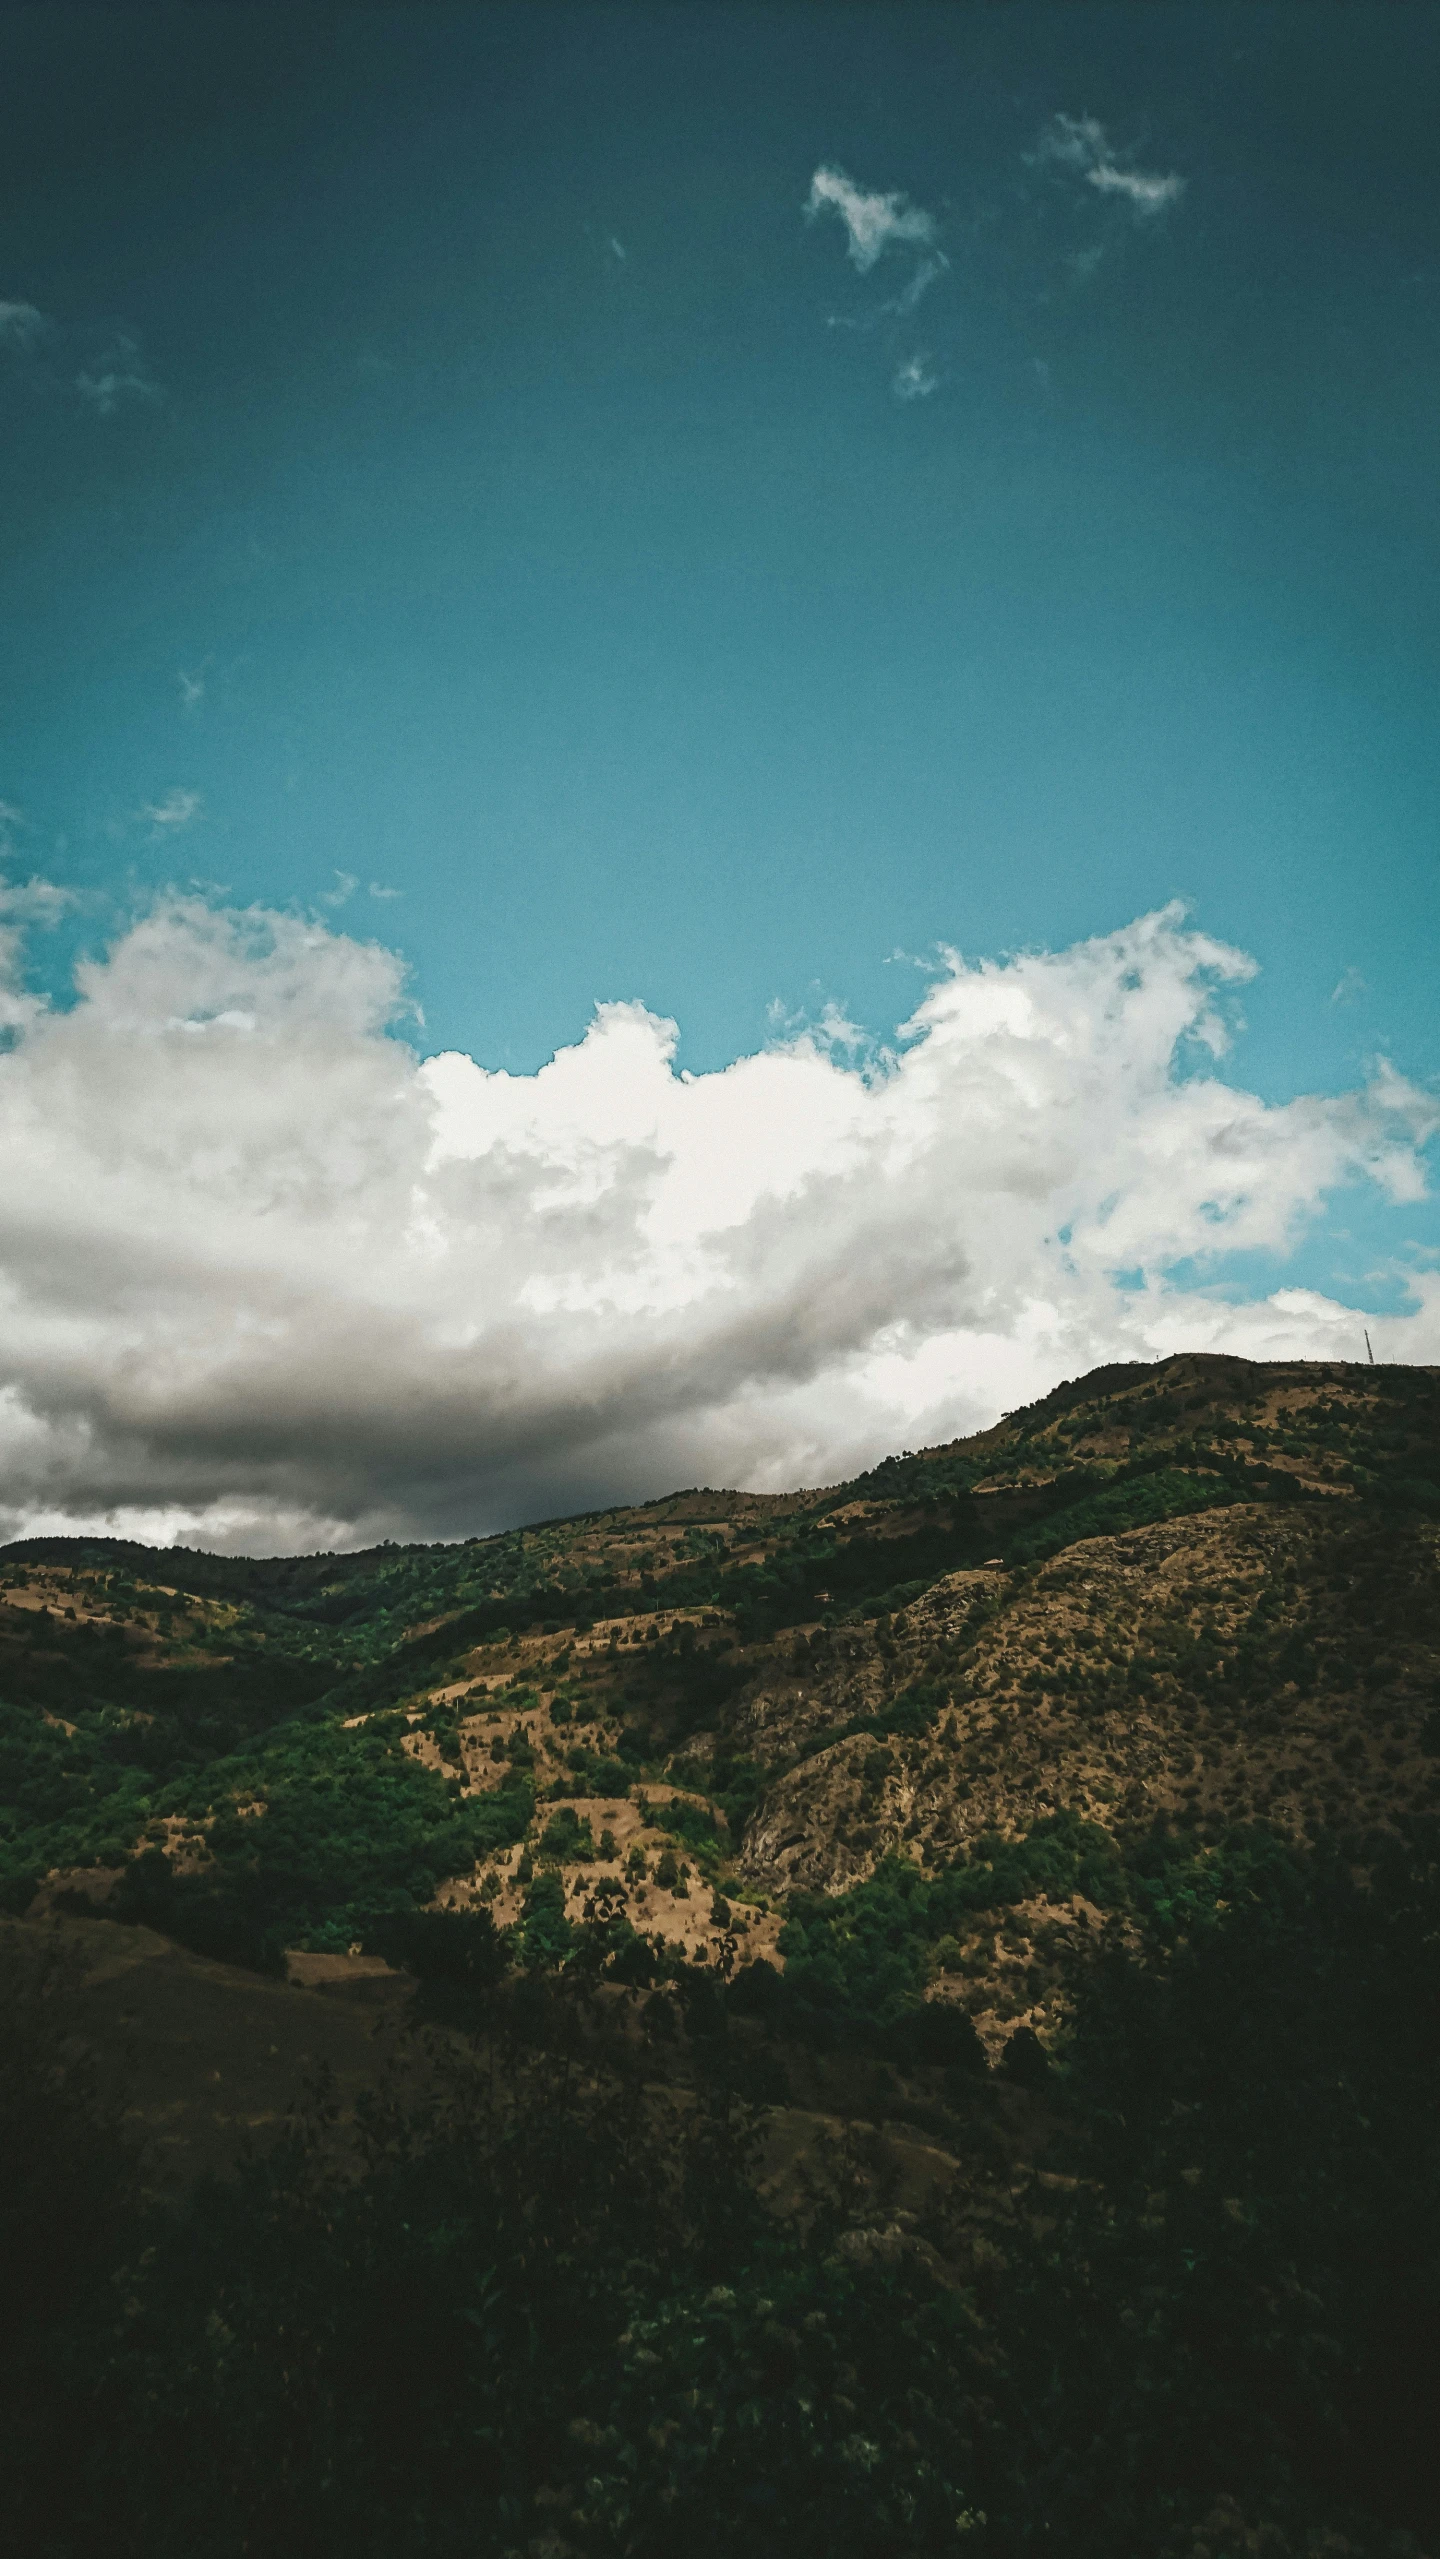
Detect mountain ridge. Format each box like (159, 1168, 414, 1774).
(3, 1349, 1438, 2013)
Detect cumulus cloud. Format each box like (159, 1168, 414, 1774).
(0, 896, 1434, 1552)
(806, 165, 937, 271)
(1039, 114, 1185, 216)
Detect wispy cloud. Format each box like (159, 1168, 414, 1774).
(893, 254, 947, 314)
(1038, 115, 1185, 217)
(1066, 243, 1106, 286)
(369, 881, 402, 901)
(0, 299, 162, 412)
(322, 870, 358, 908)
(892, 352, 937, 402)
(807, 166, 949, 400)
(0, 300, 48, 350)
(806, 165, 937, 272)
(140, 789, 203, 834)
(76, 334, 162, 415)
(1332, 968, 1369, 1007)
(177, 667, 207, 711)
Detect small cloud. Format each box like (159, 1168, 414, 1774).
(1090, 161, 1186, 214)
(368, 881, 402, 901)
(1038, 114, 1185, 218)
(322, 870, 358, 909)
(177, 667, 206, 711)
(0, 799, 25, 852)
(76, 335, 162, 415)
(806, 164, 936, 272)
(1331, 968, 1369, 1007)
(608, 235, 627, 263)
(892, 352, 937, 402)
(0, 300, 48, 350)
(141, 789, 203, 834)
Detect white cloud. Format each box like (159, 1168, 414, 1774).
(178, 668, 206, 711)
(1039, 114, 1185, 217)
(140, 788, 203, 834)
(893, 352, 937, 402)
(0, 896, 1433, 1551)
(806, 165, 937, 272)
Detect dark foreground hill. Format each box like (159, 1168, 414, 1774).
(2, 1353, 1439, 2556)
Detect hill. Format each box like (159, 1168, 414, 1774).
(3, 1351, 1437, 2015)
(3, 1352, 1439, 2556)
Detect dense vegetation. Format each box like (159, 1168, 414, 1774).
(4, 1815, 1437, 2556)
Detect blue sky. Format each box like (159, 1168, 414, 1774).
(1, 5, 1438, 1542)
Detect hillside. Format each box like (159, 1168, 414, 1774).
(4, 1351, 1439, 2042)
(4, 1351, 1440, 2557)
